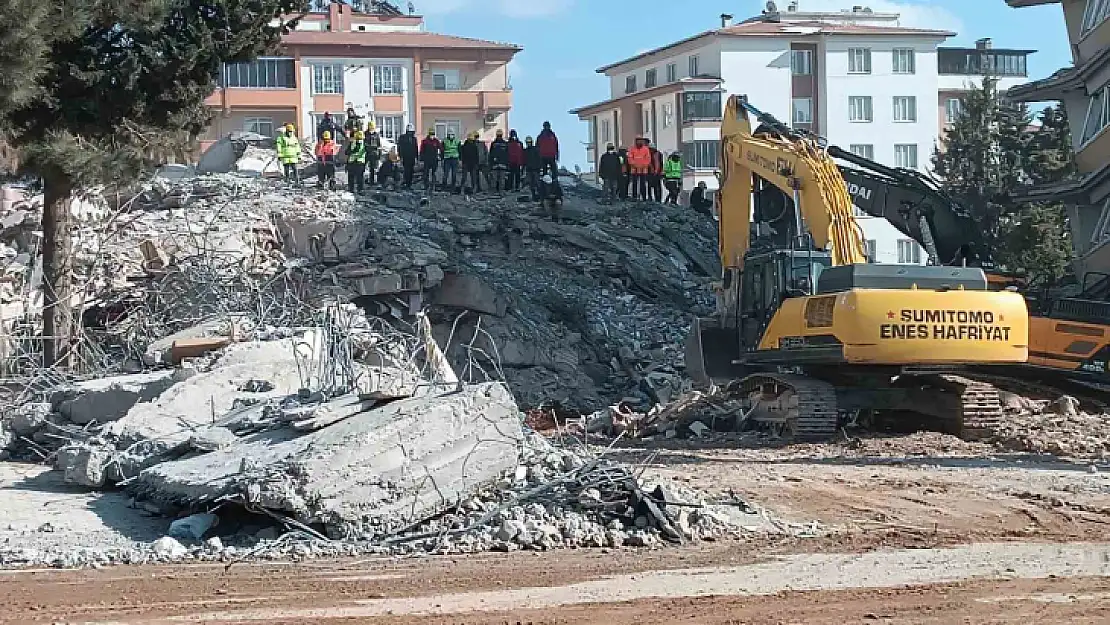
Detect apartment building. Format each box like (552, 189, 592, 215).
(1005, 0, 1110, 283)
(200, 2, 520, 151)
(937, 38, 1036, 133)
(571, 5, 952, 265)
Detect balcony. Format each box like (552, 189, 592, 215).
(681, 91, 723, 124)
(205, 88, 300, 109)
(419, 89, 512, 112)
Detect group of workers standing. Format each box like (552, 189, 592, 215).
(595, 136, 713, 213)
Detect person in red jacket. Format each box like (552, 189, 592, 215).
(646, 138, 664, 203)
(535, 121, 559, 179)
(626, 137, 652, 201)
(507, 130, 526, 192)
(419, 129, 443, 192)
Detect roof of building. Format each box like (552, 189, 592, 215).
(938, 45, 1038, 54)
(596, 18, 955, 73)
(569, 77, 723, 115)
(283, 30, 521, 51)
(1005, 0, 1060, 7)
(1006, 44, 1110, 101)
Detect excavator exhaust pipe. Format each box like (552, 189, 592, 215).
(684, 316, 746, 388)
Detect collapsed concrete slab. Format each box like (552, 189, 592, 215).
(57, 371, 176, 426)
(133, 382, 523, 538)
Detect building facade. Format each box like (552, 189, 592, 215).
(937, 38, 1035, 135)
(1005, 0, 1110, 283)
(200, 2, 520, 151)
(571, 5, 954, 265)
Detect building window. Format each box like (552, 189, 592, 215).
(645, 68, 657, 88)
(892, 48, 916, 74)
(374, 115, 404, 140)
(683, 91, 722, 121)
(894, 144, 918, 169)
(849, 144, 874, 160)
(243, 117, 274, 137)
(312, 64, 344, 95)
(792, 97, 813, 124)
(898, 239, 922, 264)
(431, 69, 461, 91)
(791, 49, 813, 75)
(642, 108, 652, 137)
(1082, 0, 1110, 34)
(433, 119, 462, 138)
(601, 118, 612, 143)
(373, 65, 404, 95)
(625, 75, 637, 94)
(848, 48, 871, 74)
(864, 239, 878, 262)
(682, 140, 719, 169)
(937, 49, 1028, 76)
(1082, 85, 1110, 145)
(945, 98, 963, 124)
(689, 54, 700, 77)
(666, 63, 677, 83)
(222, 59, 296, 89)
(848, 96, 873, 122)
(893, 96, 917, 122)
(662, 102, 674, 128)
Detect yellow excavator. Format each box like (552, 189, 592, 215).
(685, 95, 1030, 440)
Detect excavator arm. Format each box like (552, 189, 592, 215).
(828, 146, 993, 269)
(717, 95, 868, 271)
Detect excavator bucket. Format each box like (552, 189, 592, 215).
(684, 316, 746, 388)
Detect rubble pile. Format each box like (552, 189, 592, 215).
(994, 394, 1110, 458)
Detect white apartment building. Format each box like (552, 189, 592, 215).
(572, 4, 959, 265)
(937, 39, 1036, 132)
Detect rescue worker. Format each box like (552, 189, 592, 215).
(646, 138, 664, 202)
(626, 137, 652, 201)
(663, 152, 683, 205)
(538, 174, 563, 221)
(397, 124, 419, 189)
(618, 147, 630, 200)
(343, 107, 363, 139)
(315, 130, 340, 190)
(598, 143, 623, 205)
(536, 121, 559, 179)
(419, 128, 442, 192)
(690, 181, 713, 216)
(365, 121, 382, 185)
(276, 123, 301, 183)
(507, 130, 526, 192)
(345, 130, 367, 194)
(460, 131, 482, 194)
(317, 112, 340, 143)
(476, 133, 490, 189)
(441, 130, 461, 192)
(488, 129, 510, 193)
(524, 136, 543, 200)
(378, 147, 401, 190)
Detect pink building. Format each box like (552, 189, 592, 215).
(201, 2, 520, 151)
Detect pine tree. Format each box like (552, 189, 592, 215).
(934, 81, 1075, 289)
(0, 0, 306, 366)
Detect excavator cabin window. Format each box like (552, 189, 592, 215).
(740, 251, 832, 349)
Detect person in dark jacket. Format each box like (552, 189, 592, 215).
(420, 129, 443, 192)
(343, 108, 363, 139)
(364, 121, 382, 185)
(459, 132, 482, 194)
(538, 174, 564, 221)
(397, 124, 419, 189)
(617, 147, 630, 200)
(535, 121, 559, 178)
(524, 136, 543, 200)
(317, 112, 341, 143)
(690, 181, 713, 216)
(646, 139, 664, 203)
(507, 130, 526, 192)
(378, 147, 401, 190)
(598, 144, 623, 204)
(488, 129, 510, 193)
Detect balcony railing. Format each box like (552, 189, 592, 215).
(419, 89, 512, 111)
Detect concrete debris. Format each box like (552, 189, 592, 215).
(150, 536, 188, 560)
(993, 395, 1110, 458)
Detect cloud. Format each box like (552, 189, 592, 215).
(786, 0, 964, 34)
(414, 0, 573, 18)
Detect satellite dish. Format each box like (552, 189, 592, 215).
(766, 1, 779, 12)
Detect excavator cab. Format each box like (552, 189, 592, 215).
(738, 250, 831, 351)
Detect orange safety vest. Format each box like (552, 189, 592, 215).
(627, 146, 652, 174)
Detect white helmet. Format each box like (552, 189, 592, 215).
(542, 175, 553, 184)
(405, 124, 414, 132)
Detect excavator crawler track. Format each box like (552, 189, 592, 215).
(945, 375, 1005, 442)
(738, 373, 840, 440)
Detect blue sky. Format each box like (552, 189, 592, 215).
(415, 0, 1073, 168)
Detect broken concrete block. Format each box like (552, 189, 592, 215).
(58, 371, 176, 426)
(139, 239, 170, 272)
(151, 536, 188, 559)
(424, 264, 445, 287)
(169, 337, 232, 364)
(0, 423, 14, 452)
(274, 216, 370, 263)
(9, 402, 51, 435)
(143, 318, 243, 366)
(434, 273, 506, 316)
(56, 445, 113, 488)
(355, 273, 403, 296)
(133, 382, 524, 538)
(188, 427, 239, 452)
